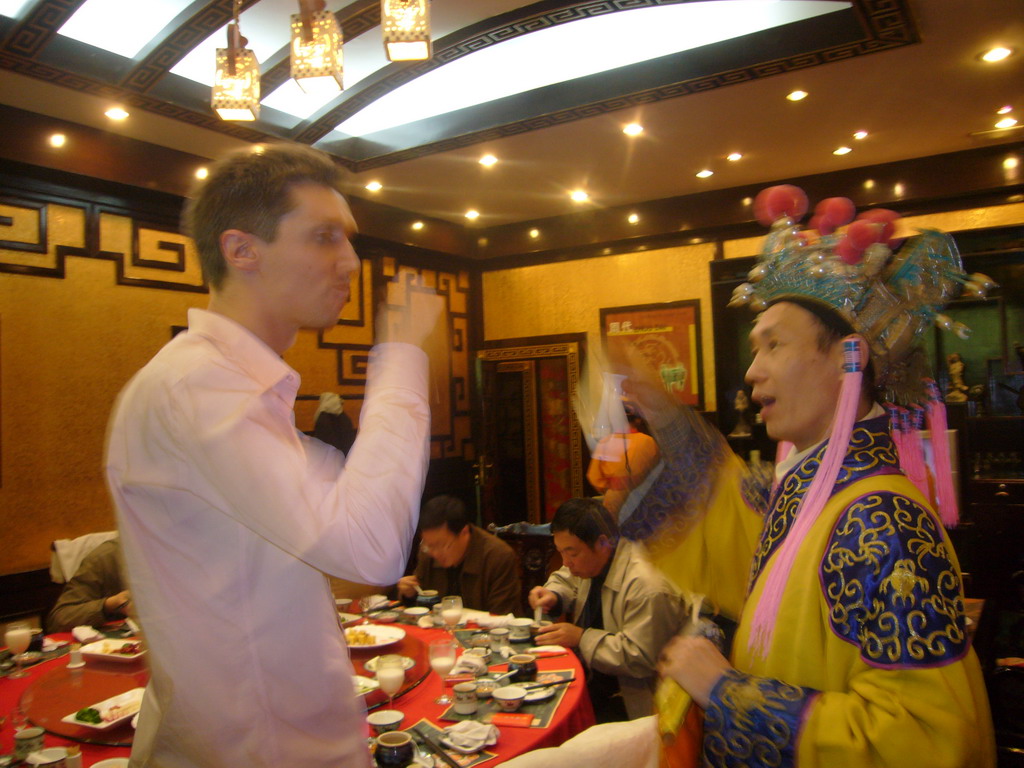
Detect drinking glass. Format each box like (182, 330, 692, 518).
(428, 637, 458, 705)
(4, 622, 32, 679)
(375, 655, 406, 710)
(440, 595, 463, 635)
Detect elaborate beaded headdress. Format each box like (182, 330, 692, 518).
(728, 185, 995, 405)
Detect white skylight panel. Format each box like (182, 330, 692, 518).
(58, 0, 194, 59)
(0, 0, 35, 18)
(336, 1, 850, 137)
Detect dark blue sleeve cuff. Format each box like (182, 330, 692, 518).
(703, 668, 817, 768)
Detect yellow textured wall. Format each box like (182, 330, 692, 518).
(0, 254, 362, 574)
(482, 242, 719, 414)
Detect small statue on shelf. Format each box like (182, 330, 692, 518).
(945, 352, 969, 403)
(967, 384, 987, 417)
(728, 388, 753, 438)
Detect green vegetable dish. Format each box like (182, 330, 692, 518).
(75, 706, 102, 724)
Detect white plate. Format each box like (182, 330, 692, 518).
(344, 624, 406, 650)
(403, 606, 430, 616)
(363, 654, 415, 673)
(91, 761, 129, 768)
(338, 611, 362, 626)
(441, 733, 498, 754)
(61, 687, 145, 730)
(353, 675, 379, 695)
(80, 638, 146, 663)
(523, 686, 556, 703)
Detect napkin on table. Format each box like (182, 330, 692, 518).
(450, 655, 488, 677)
(72, 626, 103, 644)
(442, 721, 500, 751)
(471, 613, 514, 629)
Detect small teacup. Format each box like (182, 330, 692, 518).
(416, 589, 440, 608)
(530, 620, 553, 638)
(508, 618, 533, 642)
(375, 730, 415, 767)
(14, 727, 46, 760)
(475, 679, 498, 698)
(492, 685, 527, 712)
(489, 627, 510, 651)
(453, 681, 479, 715)
(507, 653, 538, 683)
(367, 709, 404, 736)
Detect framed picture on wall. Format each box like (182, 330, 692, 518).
(600, 299, 704, 410)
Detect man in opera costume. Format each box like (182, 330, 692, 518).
(503, 186, 996, 768)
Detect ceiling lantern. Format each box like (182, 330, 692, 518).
(381, 0, 431, 62)
(212, 1, 260, 121)
(291, 0, 344, 94)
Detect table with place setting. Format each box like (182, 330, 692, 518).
(1, 607, 594, 766)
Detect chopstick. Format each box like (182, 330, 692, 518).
(411, 727, 462, 768)
(518, 679, 572, 690)
(361, 600, 401, 616)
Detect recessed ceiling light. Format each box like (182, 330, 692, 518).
(726, 152, 743, 162)
(980, 46, 1013, 62)
(864, 179, 875, 189)
(570, 189, 589, 202)
(742, 197, 752, 206)
(48, 133, 66, 148)
(195, 167, 208, 180)
(529, 228, 540, 239)
(1003, 157, 1019, 170)
(695, 169, 714, 178)
(623, 123, 643, 136)
(997, 105, 1013, 114)
(894, 183, 905, 197)
(628, 213, 640, 224)
(105, 107, 129, 121)
(853, 130, 868, 140)
(365, 181, 383, 192)
(833, 146, 852, 156)
(786, 90, 808, 102)
(465, 209, 480, 220)
(995, 117, 1019, 129)
(411, 221, 424, 231)
(479, 154, 498, 167)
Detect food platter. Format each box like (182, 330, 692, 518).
(61, 687, 145, 730)
(363, 654, 415, 673)
(343, 624, 406, 650)
(80, 638, 146, 663)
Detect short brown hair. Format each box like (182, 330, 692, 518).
(183, 144, 346, 289)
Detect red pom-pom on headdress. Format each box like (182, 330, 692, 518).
(815, 197, 855, 235)
(857, 208, 900, 247)
(754, 185, 809, 226)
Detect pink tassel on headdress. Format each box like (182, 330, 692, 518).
(925, 379, 960, 527)
(749, 338, 864, 657)
(901, 406, 931, 500)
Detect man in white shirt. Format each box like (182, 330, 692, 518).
(105, 144, 439, 767)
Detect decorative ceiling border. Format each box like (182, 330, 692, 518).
(0, 0, 918, 170)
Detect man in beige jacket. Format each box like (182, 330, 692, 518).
(529, 498, 685, 722)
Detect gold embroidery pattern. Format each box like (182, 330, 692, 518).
(822, 492, 966, 665)
(751, 420, 898, 587)
(704, 670, 811, 768)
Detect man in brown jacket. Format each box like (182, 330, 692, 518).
(398, 495, 522, 616)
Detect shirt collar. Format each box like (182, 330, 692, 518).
(775, 402, 886, 480)
(186, 308, 300, 400)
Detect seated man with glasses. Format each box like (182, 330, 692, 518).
(397, 495, 522, 615)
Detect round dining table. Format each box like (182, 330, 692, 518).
(1, 619, 595, 765)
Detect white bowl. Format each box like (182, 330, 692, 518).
(92, 761, 130, 768)
(492, 685, 527, 711)
(367, 709, 404, 735)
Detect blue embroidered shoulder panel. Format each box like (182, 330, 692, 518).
(703, 669, 816, 768)
(749, 415, 898, 587)
(822, 491, 967, 666)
